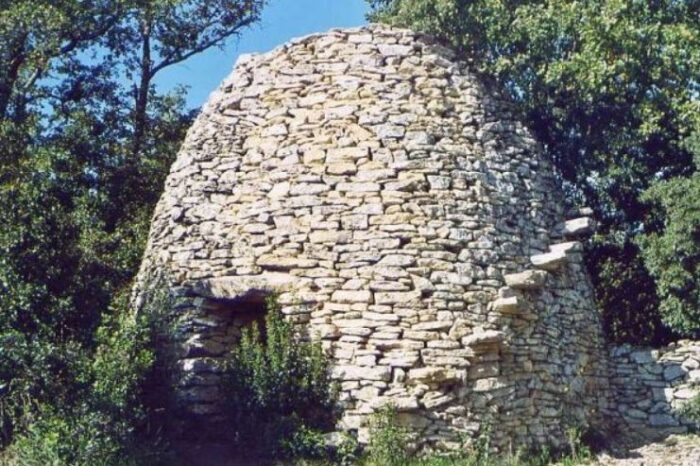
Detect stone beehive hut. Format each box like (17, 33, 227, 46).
(135, 24, 612, 451)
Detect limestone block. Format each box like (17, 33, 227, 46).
(468, 362, 499, 380)
(375, 290, 421, 304)
(332, 365, 392, 381)
(377, 43, 414, 56)
(491, 296, 521, 314)
(257, 255, 318, 270)
(331, 290, 373, 303)
(472, 377, 507, 392)
(530, 250, 568, 271)
(503, 270, 548, 290)
(191, 272, 310, 299)
(379, 351, 420, 367)
(563, 217, 595, 236)
(376, 124, 405, 139)
(548, 241, 583, 254)
(663, 365, 686, 381)
(313, 324, 341, 340)
(309, 230, 352, 243)
(407, 367, 461, 384)
(184, 336, 226, 357)
(180, 358, 226, 374)
(461, 330, 504, 351)
(448, 319, 472, 340)
(421, 392, 456, 409)
(412, 321, 453, 331)
(648, 413, 679, 427)
(370, 395, 419, 411)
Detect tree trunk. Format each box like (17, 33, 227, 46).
(0, 42, 26, 121)
(132, 21, 152, 158)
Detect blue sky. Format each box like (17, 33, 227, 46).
(154, 0, 370, 109)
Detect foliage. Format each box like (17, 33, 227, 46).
(366, 405, 411, 466)
(224, 296, 338, 461)
(334, 432, 361, 466)
(637, 134, 700, 337)
(0, 0, 267, 454)
(677, 392, 700, 431)
(585, 238, 674, 345)
(367, 0, 700, 339)
(2, 283, 176, 465)
(360, 407, 592, 466)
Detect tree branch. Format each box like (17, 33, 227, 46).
(150, 17, 256, 75)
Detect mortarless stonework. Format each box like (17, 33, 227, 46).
(134, 24, 615, 451)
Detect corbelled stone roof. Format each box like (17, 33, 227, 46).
(135, 24, 613, 451)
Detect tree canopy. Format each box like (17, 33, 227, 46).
(0, 0, 267, 459)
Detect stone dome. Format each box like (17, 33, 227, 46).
(135, 24, 611, 451)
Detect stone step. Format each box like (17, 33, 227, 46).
(530, 250, 568, 271)
(462, 330, 504, 353)
(548, 241, 583, 254)
(562, 217, 595, 237)
(503, 269, 548, 290)
(566, 206, 594, 219)
(492, 296, 521, 314)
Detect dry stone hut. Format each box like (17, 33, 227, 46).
(134, 24, 614, 451)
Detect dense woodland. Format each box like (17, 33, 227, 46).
(0, 0, 699, 464)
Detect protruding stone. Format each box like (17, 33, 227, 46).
(461, 330, 504, 351)
(407, 367, 461, 384)
(491, 296, 521, 314)
(503, 270, 548, 290)
(549, 241, 583, 254)
(563, 217, 596, 237)
(530, 250, 568, 271)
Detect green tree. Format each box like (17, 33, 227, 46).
(638, 133, 700, 337)
(368, 0, 700, 339)
(0, 0, 267, 451)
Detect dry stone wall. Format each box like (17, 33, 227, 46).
(610, 341, 700, 443)
(134, 24, 615, 451)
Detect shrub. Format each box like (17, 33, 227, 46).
(224, 295, 338, 460)
(1, 282, 176, 465)
(677, 392, 700, 431)
(366, 404, 411, 466)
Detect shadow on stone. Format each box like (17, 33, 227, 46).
(605, 341, 699, 457)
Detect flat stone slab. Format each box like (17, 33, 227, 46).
(407, 367, 462, 384)
(503, 269, 548, 290)
(563, 217, 595, 236)
(548, 241, 583, 254)
(492, 296, 521, 314)
(462, 330, 504, 349)
(531, 250, 568, 271)
(190, 272, 311, 300)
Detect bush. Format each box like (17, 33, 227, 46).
(677, 392, 700, 431)
(366, 405, 411, 466)
(1, 283, 176, 465)
(224, 295, 338, 460)
(362, 406, 594, 466)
